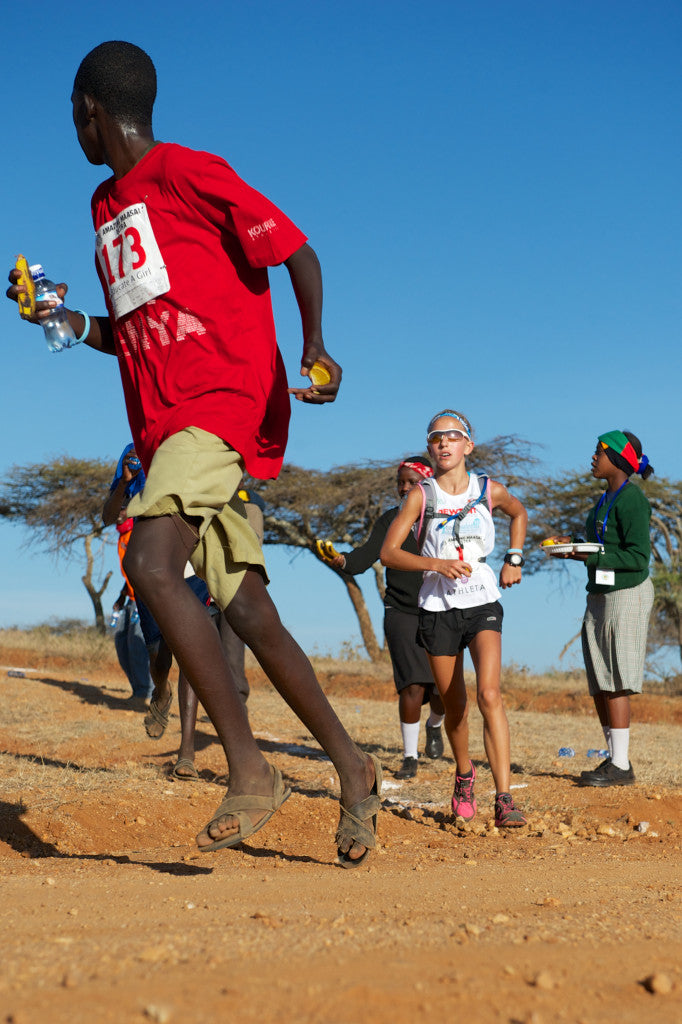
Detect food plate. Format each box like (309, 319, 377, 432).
(542, 542, 602, 555)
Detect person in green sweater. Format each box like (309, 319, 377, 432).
(320, 457, 445, 780)
(564, 430, 654, 787)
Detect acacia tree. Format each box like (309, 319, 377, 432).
(525, 473, 682, 666)
(253, 461, 397, 660)
(251, 435, 540, 662)
(647, 478, 682, 663)
(0, 456, 116, 632)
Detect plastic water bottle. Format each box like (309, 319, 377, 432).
(109, 609, 121, 628)
(30, 264, 78, 353)
(587, 748, 609, 758)
(558, 747, 575, 757)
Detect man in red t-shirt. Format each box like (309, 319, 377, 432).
(8, 40, 379, 868)
(90, 142, 310, 479)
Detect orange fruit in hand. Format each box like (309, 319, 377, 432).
(309, 361, 331, 387)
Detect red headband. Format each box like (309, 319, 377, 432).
(399, 460, 433, 479)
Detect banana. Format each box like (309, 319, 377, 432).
(15, 254, 36, 318)
(315, 539, 340, 563)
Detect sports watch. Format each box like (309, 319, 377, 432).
(504, 550, 525, 567)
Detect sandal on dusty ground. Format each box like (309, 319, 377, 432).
(144, 688, 173, 739)
(335, 753, 383, 870)
(170, 757, 199, 781)
(197, 764, 291, 853)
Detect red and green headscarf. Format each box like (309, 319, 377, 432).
(598, 430, 649, 477)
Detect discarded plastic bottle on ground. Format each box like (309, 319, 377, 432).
(30, 264, 78, 353)
(558, 747, 575, 757)
(109, 609, 121, 628)
(587, 748, 609, 758)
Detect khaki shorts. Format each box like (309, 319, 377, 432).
(126, 427, 267, 609)
(581, 578, 653, 696)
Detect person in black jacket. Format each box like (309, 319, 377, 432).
(327, 457, 444, 779)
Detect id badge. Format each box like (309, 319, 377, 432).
(595, 569, 615, 586)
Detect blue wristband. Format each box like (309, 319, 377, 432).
(73, 309, 90, 345)
(507, 548, 523, 554)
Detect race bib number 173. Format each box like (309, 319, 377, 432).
(96, 203, 170, 320)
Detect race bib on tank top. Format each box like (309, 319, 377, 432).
(417, 474, 501, 610)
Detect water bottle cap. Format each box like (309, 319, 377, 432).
(29, 264, 45, 280)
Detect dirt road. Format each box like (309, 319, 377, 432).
(0, 650, 680, 1023)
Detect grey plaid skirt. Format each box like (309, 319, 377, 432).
(581, 578, 654, 696)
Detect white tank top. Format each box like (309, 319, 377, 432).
(416, 474, 501, 610)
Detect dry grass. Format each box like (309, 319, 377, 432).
(2, 622, 679, 696)
(0, 751, 158, 802)
(0, 622, 116, 672)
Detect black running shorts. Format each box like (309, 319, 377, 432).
(417, 601, 503, 657)
(383, 606, 436, 696)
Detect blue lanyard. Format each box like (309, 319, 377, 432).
(593, 481, 628, 544)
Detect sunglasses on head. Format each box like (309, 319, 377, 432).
(427, 428, 469, 444)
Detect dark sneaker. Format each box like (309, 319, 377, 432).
(494, 792, 526, 827)
(580, 757, 611, 777)
(395, 756, 418, 780)
(425, 724, 444, 759)
(452, 763, 477, 821)
(580, 760, 635, 787)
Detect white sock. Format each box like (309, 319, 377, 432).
(610, 728, 630, 770)
(400, 720, 420, 759)
(602, 725, 612, 757)
(426, 712, 444, 729)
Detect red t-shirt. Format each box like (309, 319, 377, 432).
(90, 143, 308, 478)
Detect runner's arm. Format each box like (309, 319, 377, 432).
(6, 270, 115, 354)
(490, 480, 527, 588)
(284, 243, 341, 403)
(341, 514, 392, 575)
(380, 488, 472, 579)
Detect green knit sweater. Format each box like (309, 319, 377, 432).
(585, 482, 651, 593)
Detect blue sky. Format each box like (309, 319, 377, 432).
(1, 1, 679, 671)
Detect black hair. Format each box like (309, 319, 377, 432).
(74, 41, 157, 125)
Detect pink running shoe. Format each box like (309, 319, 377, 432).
(451, 763, 477, 821)
(494, 792, 526, 827)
